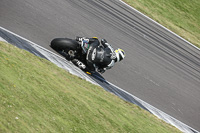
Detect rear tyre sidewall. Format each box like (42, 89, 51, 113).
(50, 38, 79, 51)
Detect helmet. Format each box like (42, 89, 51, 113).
(114, 48, 125, 62)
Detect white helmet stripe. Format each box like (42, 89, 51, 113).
(114, 48, 125, 62)
(119, 50, 125, 58)
(116, 51, 120, 62)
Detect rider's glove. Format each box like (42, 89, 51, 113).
(101, 39, 107, 45)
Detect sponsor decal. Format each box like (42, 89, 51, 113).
(100, 52, 104, 62)
(86, 46, 92, 60)
(92, 48, 96, 60)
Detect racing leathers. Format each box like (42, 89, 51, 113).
(77, 37, 116, 73)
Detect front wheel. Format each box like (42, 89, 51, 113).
(50, 38, 79, 51)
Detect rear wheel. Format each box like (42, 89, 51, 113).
(50, 38, 79, 51)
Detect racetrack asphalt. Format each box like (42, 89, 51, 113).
(1, 0, 200, 131)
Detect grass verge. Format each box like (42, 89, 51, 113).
(123, 0, 200, 48)
(0, 42, 181, 132)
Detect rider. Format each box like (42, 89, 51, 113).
(72, 37, 125, 73)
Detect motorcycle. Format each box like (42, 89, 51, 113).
(50, 37, 95, 73)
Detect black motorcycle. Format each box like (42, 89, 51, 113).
(50, 37, 95, 73)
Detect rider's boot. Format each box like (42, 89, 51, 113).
(76, 36, 87, 42)
(76, 36, 89, 43)
(72, 59, 86, 70)
(76, 36, 83, 42)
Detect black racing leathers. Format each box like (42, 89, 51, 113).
(85, 38, 115, 72)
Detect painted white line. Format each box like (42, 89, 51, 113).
(119, 0, 200, 51)
(0, 36, 8, 42)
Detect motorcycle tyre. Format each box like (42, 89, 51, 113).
(50, 38, 79, 51)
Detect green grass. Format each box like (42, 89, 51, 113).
(123, 0, 200, 48)
(0, 41, 181, 133)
